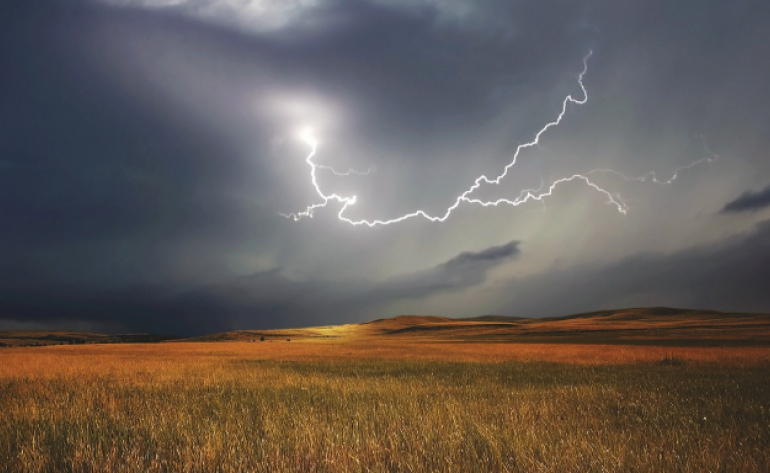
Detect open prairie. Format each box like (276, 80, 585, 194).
(2, 308, 770, 472)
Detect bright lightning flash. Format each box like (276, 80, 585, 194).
(282, 51, 715, 227)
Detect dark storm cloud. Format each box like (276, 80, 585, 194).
(3, 0, 770, 333)
(499, 220, 770, 318)
(0, 284, 230, 336)
(0, 241, 520, 336)
(372, 240, 520, 301)
(78, 0, 598, 217)
(0, 275, 312, 336)
(0, 0, 581, 285)
(721, 184, 770, 214)
(0, 0, 318, 287)
(1, 3, 255, 245)
(0, 0, 564, 231)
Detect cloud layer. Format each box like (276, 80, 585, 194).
(2, 0, 770, 333)
(495, 220, 770, 318)
(0, 241, 519, 335)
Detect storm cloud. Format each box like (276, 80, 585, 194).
(2, 0, 770, 333)
(494, 220, 770, 318)
(722, 184, 770, 214)
(0, 242, 520, 336)
(371, 240, 520, 302)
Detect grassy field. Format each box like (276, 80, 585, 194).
(1, 340, 769, 472)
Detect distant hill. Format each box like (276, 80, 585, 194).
(3, 307, 769, 347)
(187, 307, 770, 347)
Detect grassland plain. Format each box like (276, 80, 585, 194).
(1, 340, 769, 472)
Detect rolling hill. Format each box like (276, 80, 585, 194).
(2, 308, 769, 347)
(185, 307, 770, 346)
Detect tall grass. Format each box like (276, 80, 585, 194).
(1, 347, 769, 472)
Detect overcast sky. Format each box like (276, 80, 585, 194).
(2, 0, 770, 335)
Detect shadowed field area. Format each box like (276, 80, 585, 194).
(2, 308, 770, 472)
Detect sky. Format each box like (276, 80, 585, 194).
(2, 0, 770, 336)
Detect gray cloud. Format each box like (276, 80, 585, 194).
(496, 220, 770, 318)
(3, 0, 770, 333)
(0, 241, 520, 336)
(0, 0, 587, 284)
(372, 240, 520, 302)
(0, 283, 231, 335)
(721, 184, 770, 214)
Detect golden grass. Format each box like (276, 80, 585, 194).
(1, 341, 769, 472)
(0, 341, 768, 381)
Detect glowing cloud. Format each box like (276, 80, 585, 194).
(282, 51, 715, 227)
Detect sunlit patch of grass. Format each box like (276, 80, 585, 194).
(1, 344, 769, 472)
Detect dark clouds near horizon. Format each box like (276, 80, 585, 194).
(0, 239, 520, 335)
(2, 0, 770, 335)
(491, 219, 770, 318)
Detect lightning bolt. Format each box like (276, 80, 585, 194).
(282, 51, 712, 227)
(317, 163, 374, 177)
(588, 137, 718, 185)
